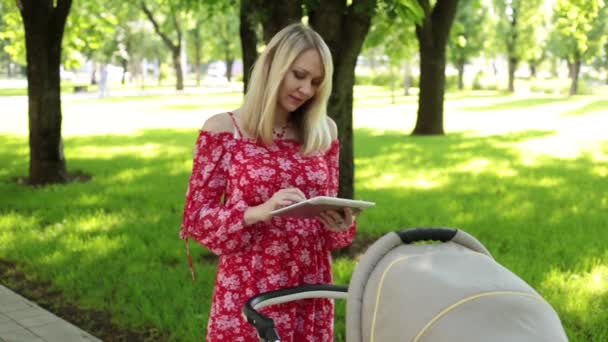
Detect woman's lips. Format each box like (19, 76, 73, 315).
(289, 95, 303, 104)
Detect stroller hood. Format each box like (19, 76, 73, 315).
(346, 229, 568, 342)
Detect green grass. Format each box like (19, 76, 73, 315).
(1, 87, 607, 341)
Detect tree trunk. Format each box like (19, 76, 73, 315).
(7, 60, 13, 78)
(193, 22, 203, 87)
(390, 63, 395, 104)
(457, 59, 465, 90)
(529, 60, 537, 78)
(239, 0, 260, 93)
(19, 0, 72, 185)
(172, 48, 184, 90)
(225, 58, 234, 82)
(310, 0, 376, 199)
(121, 59, 127, 84)
(412, 0, 459, 136)
(569, 57, 580, 96)
(90, 67, 97, 85)
(567, 60, 574, 79)
(403, 59, 412, 96)
(507, 56, 517, 92)
(260, 1, 303, 43)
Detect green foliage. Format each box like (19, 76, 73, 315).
(447, 0, 488, 65)
(204, 4, 241, 62)
(364, 1, 419, 65)
(492, 0, 545, 61)
(0, 3, 25, 65)
(548, 0, 607, 64)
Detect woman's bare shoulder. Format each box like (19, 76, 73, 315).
(202, 112, 234, 133)
(326, 116, 338, 140)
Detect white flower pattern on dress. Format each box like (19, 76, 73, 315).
(180, 130, 355, 341)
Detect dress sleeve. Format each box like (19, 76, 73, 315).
(324, 140, 357, 250)
(179, 130, 251, 256)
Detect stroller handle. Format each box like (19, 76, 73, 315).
(398, 227, 492, 257)
(243, 284, 348, 342)
(398, 227, 457, 244)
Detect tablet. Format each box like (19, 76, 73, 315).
(270, 196, 376, 218)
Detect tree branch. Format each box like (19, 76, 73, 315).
(140, 1, 177, 50)
(169, 3, 182, 44)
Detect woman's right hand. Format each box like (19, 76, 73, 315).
(243, 188, 306, 225)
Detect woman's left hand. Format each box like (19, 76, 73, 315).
(319, 208, 356, 232)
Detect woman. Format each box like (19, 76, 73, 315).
(180, 23, 357, 341)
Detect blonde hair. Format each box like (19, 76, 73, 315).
(241, 23, 334, 154)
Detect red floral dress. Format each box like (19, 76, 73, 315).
(180, 119, 356, 342)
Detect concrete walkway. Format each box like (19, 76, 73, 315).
(0, 285, 101, 342)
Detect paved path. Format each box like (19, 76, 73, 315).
(0, 285, 101, 342)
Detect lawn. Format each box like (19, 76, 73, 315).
(0, 86, 607, 341)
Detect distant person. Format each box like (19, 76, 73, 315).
(179, 23, 357, 341)
(98, 64, 108, 98)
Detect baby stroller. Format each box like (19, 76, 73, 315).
(243, 227, 568, 342)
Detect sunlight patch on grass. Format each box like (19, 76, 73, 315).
(110, 168, 153, 183)
(358, 166, 445, 190)
(591, 166, 608, 177)
(453, 158, 518, 177)
(542, 265, 608, 323)
(73, 143, 179, 159)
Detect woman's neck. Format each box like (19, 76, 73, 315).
(274, 111, 290, 128)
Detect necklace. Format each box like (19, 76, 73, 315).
(273, 121, 290, 139)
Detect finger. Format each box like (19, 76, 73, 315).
(283, 188, 307, 201)
(281, 194, 305, 204)
(343, 208, 355, 223)
(318, 216, 330, 227)
(319, 212, 332, 223)
(326, 210, 344, 224)
(343, 208, 352, 218)
(277, 199, 296, 207)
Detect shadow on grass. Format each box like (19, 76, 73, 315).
(0, 128, 606, 341)
(463, 96, 571, 111)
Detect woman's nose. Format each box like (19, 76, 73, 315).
(299, 82, 314, 96)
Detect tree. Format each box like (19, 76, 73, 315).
(493, 0, 544, 92)
(206, 4, 240, 82)
(139, 0, 188, 90)
(447, 0, 487, 90)
(411, 0, 459, 135)
(363, 4, 418, 99)
(188, 17, 206, 86)
(549, 0, 606, 95)
(15, 0, 73, 185)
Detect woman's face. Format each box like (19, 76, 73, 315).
(277, 48, 325, 115)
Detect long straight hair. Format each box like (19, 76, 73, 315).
(241, 23, 334, 154)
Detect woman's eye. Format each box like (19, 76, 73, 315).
(294, 71, 305, 79)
